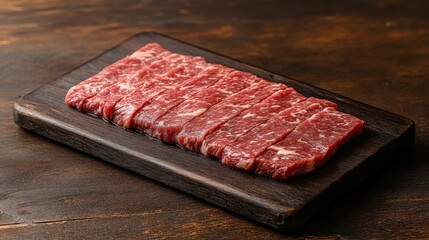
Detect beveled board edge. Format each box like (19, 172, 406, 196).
(13, 32, 415, 231)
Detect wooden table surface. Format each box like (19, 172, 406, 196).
(1, 0, 428, 239)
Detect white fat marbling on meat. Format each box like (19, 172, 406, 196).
(200, 145, 209, 156)
(290, 109, 307, 118)
(242, 112, 255, 118)
(223, 104, 239, 108)
(235, 159, 253, 169)
(288, 119, 301, 124)
(218, 88, 234, 95)
(269, 146, 300, 157)
(238, 104, 252, 109)
(163, 85, 176, 89)
(177, 108, 206, 117)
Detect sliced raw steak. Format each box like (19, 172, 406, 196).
(134, 65, 233, 134)
(151, 71, 261, 142)
(221, 97, 337, 171)
(254, 107, 364, 180)
(200, 88, 306, 158)
(112, 58, 210, 128)
(177, 81, 288, 152)
(65, 43, 169, 110)
(65, 42, 366, 180)
(81, 54, 206, 121)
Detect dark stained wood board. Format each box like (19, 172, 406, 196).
(13, 32, 415, 231)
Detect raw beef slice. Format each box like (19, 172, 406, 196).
(65, 43, 170, 110)
(221, 97, 337, 171)
(177, 81, 287, 152)
(112, 56, 209, 128)
(65, 42, 366, 181)
(137, 65, 233, 135)
(201, 88, 306, 158)
(254, 107, 364, 180)
(150, 71, 261, 142)
(80, 53, 186, 119)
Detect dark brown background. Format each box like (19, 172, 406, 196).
(1, 0, 428, 239)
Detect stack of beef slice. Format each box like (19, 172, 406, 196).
(66, 43, 364, 180)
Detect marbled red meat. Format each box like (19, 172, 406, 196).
(65, 42, 365, 180)
(83, 54, 207, 121)
(150, 71, 261, 142)
(221, 97, 337, 171)
(254, 107, 364, 180)
(201, 88, 306, 158)
(177, 81, 288, 152)
(134, 65, 233, 133)
(65, 43, 169, 110)
(110, 56, 209, 127)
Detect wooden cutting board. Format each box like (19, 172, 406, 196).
(13, 32, 415, 231)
